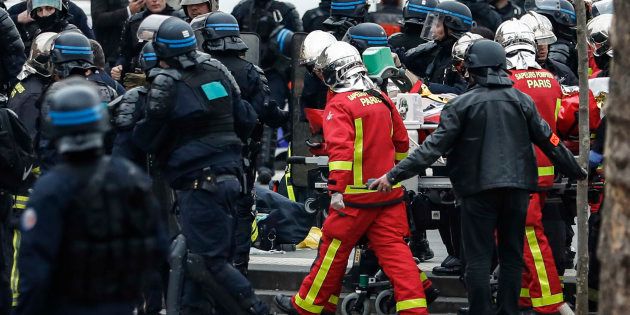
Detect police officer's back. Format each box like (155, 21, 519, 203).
(16, 81, 165, 315)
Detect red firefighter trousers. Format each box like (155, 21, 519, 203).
(520, 192, 565, 313)
(292, 202, 428, 315)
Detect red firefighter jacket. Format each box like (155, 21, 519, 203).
(323, 90, 409, 205)
(509, 68, 562, 189)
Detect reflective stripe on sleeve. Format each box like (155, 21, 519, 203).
(329, 161, 353, 171)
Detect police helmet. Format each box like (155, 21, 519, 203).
(191, 11, 248, 52)
(138, 15, 198, 59)
(139, 42, 159, 72)
(403, 0, 439, 26)
(422, 1, 473, 40)
(524, 0, 577, 28)
(587, 14, 613, 57)
(342, 22, 388, 54)
(464, 39, 507, 70)
(495, 19, 537, 54)
(50, 31, 95, 78)
(300, 30, 337, 66)
(330, 0, 370, 19)
(591, 0, 612, 17)
(45, 81, 110, 154)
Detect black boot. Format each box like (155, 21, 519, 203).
(425, 286, 440, 304)
(433, 255, 462, 275)
(274, 294, 299, 315)
(411, 237, 434, 262)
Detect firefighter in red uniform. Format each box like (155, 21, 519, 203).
(274, 41, 428, 315)
(495, 19, 573, 315)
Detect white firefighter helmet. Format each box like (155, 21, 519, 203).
(587, 14, 613, 57)
(300, 30, 337, 67)
(495, 19, 540, 70)
(520, 11, 557, 45)
(315, 41, 375, 93)
(452, 32, 483, 62)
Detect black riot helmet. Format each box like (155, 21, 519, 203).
(525, 0, 576, 27)
(50, 31, 95, 79)
(139, 42, 158, 73)
(45, 80, 110, 154)
(191, 11, 248, 52)
(342, 22, 388, 54)
(465, 39, 507, 69)
(422, 1, 473, 40)
(330, 0, 370, 20)
(138, 15, 198, 60)
(403, 0, 439, 26)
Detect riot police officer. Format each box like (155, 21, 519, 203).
(16, 80, 166, 315)
(526, 0, 578, 76)
(403, 0, 472, 94)
(372, 39, 586, 315)
(132, 16, 267, 314)
(302, 0, 331, 32)
(0, 7, 25, 99)
(388, 0, 438, 60)
(342, 22, 389, 54)
(192, 10, 288, 275)
(323, 0, 370, 39)
(520, 11, 578, 86)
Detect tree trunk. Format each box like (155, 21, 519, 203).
(574, 0, 590, 313)
(598, 2, 630, 314)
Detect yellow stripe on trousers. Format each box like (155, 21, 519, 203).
(11, 230, 20, 306)
(525, 226, 563, 307)
(294, 239, 342, 314)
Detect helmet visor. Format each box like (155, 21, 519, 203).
(137, 15, 173, 42)
(420, 12, 440, 40)
(190, 12, 210, 31)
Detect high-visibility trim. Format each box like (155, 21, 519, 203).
(396, 298, 427, 311)
(521, 288, 530, 298)
(525, 226, 552, 298)
(344, 183, 402, 194)
(14, 195, 28, 210)
(295, 239, 342, 314)
(328, 295, 339, 305)
(395, 152, 408, 161)
(531, 292, 564, 307)
(588, 287, 599, 302)
(250, 219, 259, 242)
(11, 230, 20, 307)
(285, 147, 296, 202)
(538, 166, 555, 177)
(420, 271, 428, 282)
(353, 118, 364, 186)
(329, 161, 353, 171)
(554, 99, 561, 121)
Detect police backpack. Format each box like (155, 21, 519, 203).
(0, 108, 34, 193)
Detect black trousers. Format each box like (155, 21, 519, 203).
(460, 188, 529, 315)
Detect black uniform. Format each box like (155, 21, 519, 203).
(404, 39, 467, 94)
(494, 0, 523, 21)
(548, 38, 578, 77)
(115, 6, 184, 76)
(459, 0, 502, 32)
(389, 31, 426, 62)
(0, 8, 25, 95)
(387, 64, 584, 315)
(90, 0, 131, 68)
(302, 0, 331, 32)
(16, 156, 166, 315)
(542, 57, 578, 86)
(7, 75, 50, 141)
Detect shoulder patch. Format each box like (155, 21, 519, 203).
(201, 82, 228, 100)
(11, 82, 25, 98)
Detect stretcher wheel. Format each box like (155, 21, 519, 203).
(340, 293, 370, 315)
(375, 289, 396, 315)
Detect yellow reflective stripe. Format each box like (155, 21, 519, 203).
(538, 166, 554, 177)
(344, 183, 402, 194)
(353, 118, 364, 186)
(555, 99, 561, 121)
(525, 227, 551, 297)
(420, 271, 428, 282)
(395, 152, 408, 161)
(285, 147, 296, 202)
(396, 298, 427, 311)
(32, 167, 41, 176)
(521, 288, 530, 298)
(11, 230, 20, 306)
(329, 161, 353, 171)
(531, 293, 564, 307)
(328, 295, 339, 305)
(15, 196, 28, 202)
(250, 219, 259, 242)
(13, 195, 28, 210)
(295, 238, 342, 314)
